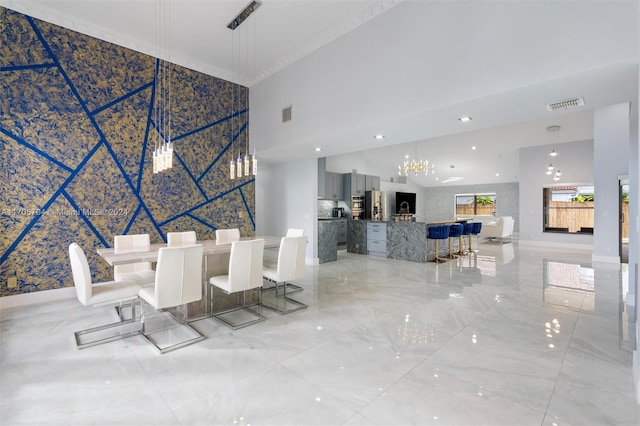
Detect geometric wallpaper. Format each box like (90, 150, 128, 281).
(0, 7, 255, 296)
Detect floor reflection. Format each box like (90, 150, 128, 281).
(543, 259, 595, 311)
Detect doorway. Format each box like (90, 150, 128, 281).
(620, 179, 629, 263)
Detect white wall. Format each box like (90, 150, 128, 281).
(629, 125, 638, 311)
(593, 103, 631, 263)
(519, 139, 594, 247)
(380, 180, 425, 221)
(628, 116, 638, 406)
(424, 182, 519, 227)
(255, 158, 318, 263)
(249, 2, 638, 162)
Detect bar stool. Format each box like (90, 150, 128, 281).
(447, 224, 463, 259)
(470, 222, 483, 253)
(428, 225, 449, 263)
(457, 223, 473, 255)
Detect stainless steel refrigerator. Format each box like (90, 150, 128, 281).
(365, 190, 385, 221)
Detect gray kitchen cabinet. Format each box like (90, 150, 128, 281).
(318, 158, 343, 200)
(367, 221, 387, 256)
(343, 172, 366, 197)
(336, 219, 347, 245)
(365, 175, 380, 191)
(326, 172, 343, 200)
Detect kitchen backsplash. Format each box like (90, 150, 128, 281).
(317, 200, 349, 218)
(317, 200, 335, 218)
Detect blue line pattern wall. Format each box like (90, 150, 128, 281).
(0, 7, 255, 296)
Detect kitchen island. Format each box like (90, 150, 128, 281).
(318, 218, 347, 263)
(347, 219, 467, 263)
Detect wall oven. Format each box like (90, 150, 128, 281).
(351, 195, 364, 220)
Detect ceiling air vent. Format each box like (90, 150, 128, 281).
(546, 97, 585, 112)
(282, 105, 292, 123)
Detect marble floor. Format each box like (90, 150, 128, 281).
(1, 241, 639, 425)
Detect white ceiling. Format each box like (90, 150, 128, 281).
(1, 0, 396, 86)
(2, 0, 639, 187)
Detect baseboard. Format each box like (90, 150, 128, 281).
(0, 286, 76, 310)
(518, 239, 593, 251)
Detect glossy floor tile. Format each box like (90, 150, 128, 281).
(1, 241, 638, 425)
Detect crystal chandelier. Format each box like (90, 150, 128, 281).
(228, 1, 260, 180)
(398, 143, 435, 176)
(152, 0, 173, 174)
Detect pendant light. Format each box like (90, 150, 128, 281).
(544, 125, 561, 180)
(153, 0, 173, 174)
(227, 0, 260, 181)
(243, 22, 250, 178)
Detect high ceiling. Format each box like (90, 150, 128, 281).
(2, 0, 638, 187)
(1, 0, 395, 86)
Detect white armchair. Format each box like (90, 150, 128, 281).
(479, 216, 514, 242)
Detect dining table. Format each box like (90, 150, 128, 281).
(97, 236, 282, 320)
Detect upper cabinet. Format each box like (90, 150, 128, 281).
(366, 175, 380, 191)
(326, 172, 343, 200)
(317, 157, 344, 200)
(344, 172, 365, 197)
(344, 172, 379, 197)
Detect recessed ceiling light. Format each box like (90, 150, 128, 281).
(496, 173, 500, 177)
(458, 116, 472, 122)
(314, 147, 323, 152)
(374, 134, 385, 140)
(471, 146, 476, 150)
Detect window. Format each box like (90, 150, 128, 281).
(543, 186, 594, 234)
(455, 193, 496, 216)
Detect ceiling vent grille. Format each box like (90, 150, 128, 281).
(282, 105, 292, 123)
(546, 97, 585, 112)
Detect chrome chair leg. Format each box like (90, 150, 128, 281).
(74, 299, 141, 349)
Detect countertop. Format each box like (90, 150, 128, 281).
(318, 217, 347, 221)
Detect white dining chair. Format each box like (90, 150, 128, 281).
(264, 228, 305, 270)
(138, 244, 205, 353)
(215, 228, 240, 244)
(113, 234, 155, 284)
(286, 228, 305, 237)
(210, 239, 265, 329)
(262, 235, 307, 314)
(68, 243, 142, 349)
(167, 230, 197, 247)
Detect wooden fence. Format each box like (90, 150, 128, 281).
(456, 204, 495, 216)
(458, 201, 629, 238)
(547, 201, 629, 238)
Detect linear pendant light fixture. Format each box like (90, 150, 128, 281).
(153, 0, 174, 174)
(228, 0, 261, 180)
(227, 0, 262, 30)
